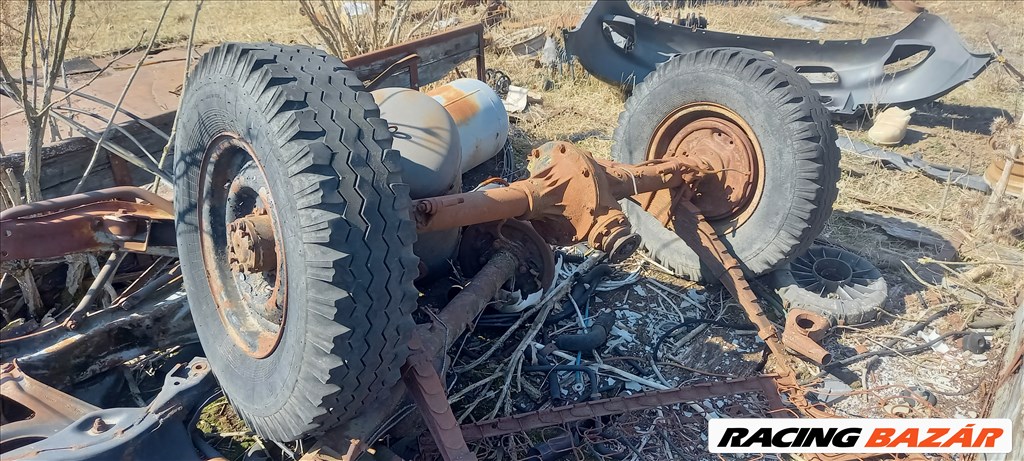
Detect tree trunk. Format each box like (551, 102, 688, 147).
(23, 116, 44, 203)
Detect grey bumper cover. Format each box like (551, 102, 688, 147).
(564, 1, 992, 115)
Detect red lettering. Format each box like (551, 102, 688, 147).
(920, 428, 948, 448)
(866, 428, 894, 448)
(974, 428, 1003, 448)
(890, 428, 919, 447)
(943, 426, 974, 448)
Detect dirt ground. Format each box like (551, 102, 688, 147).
(1, 1, 1022, 460)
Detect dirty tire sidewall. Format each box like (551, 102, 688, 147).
(612, 48, 840, 282)
(174, 43, 418, 442)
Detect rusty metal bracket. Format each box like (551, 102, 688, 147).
(0, 186, 176, 262)
(403, 336, 475, 461)
(344, 23, 486, 90)
(655, 197, 832, 419)
(3, 358, 218, 461)
(782, 309, 833, 366)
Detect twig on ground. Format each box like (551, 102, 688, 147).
(486, 254, 602, 419)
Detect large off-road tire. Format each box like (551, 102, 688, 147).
(174, 43, 419, 442)
(612, 48, 839, 282)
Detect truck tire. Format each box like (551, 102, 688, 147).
(174, 43, 419, 442)
(612, 48, 839, 282)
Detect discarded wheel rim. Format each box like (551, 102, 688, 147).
(647, 102, 765, 226)
(772, 246, 887, 324)
(810, 257, 854, 292)
(198, 134, 287, 359)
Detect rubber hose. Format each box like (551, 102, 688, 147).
(545, 264, 614, 326)
(522, 365, 601, 401)
(555, 311, 617, 352)
(535, 350, 561, 401)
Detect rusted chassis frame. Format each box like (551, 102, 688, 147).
(0, 186, 176, 262)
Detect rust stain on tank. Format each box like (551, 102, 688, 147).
(427, 85, 481, 125)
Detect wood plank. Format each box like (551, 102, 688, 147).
(986, 301, 1023, 461)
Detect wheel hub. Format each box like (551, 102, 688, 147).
(198, 134, 287, 359)
(811, 257, 854, 293)
(648, 103, 764, 225)
(228, 211, 277, 273)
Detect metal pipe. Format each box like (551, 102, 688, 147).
(413, 250, 521, 366)
(114, 256, 172, 301)
(63, 251, 127, 329)
(435, 250, 519, 344)
(1, 185, 173, 220)
(119, 264, 182, 310)
(413, 186, 531, 233)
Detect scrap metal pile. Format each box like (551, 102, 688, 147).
(0, 2, 1016, 461)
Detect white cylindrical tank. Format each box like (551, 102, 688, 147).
(427, 78, 510, 173)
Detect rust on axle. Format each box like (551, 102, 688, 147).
(411, 141, 708, 261)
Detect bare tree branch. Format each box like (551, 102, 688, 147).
(152, 0, 205, 193)
(73, 0, 171, 194)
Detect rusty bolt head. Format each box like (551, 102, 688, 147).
(89, 417, 110, 434)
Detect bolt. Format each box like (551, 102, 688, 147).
(89, 417, 110, 434)
(558, 144, 566, 154)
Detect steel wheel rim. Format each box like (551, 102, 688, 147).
(647, 102, 765, 227)
(198, 134, 287, 359)
(790, 246, 882, 299)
